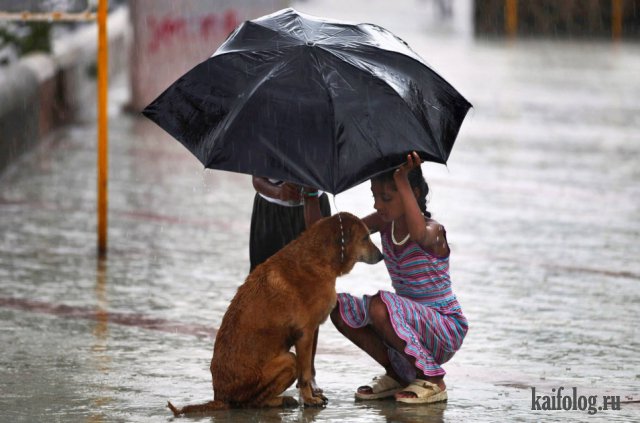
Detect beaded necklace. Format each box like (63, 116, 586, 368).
(391, 220, 410, 246)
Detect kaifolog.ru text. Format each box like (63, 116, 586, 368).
(531, 387, 620, 415)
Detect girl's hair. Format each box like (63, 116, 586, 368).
(372, 166, 431, 218)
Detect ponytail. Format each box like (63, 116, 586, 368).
(408, 166, 430, 217)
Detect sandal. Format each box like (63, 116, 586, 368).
(355, 374, 403, 400)
(395, 379, 448, 404)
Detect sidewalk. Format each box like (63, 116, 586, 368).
(1, 0, 639, 421)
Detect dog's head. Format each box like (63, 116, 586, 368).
(327, 212, 383, 274)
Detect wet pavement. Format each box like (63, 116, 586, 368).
(1, 0, 639, 421)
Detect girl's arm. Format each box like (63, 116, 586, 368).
(394, 152, 449, 258)
(302, 190, 323, 229)
(393, 152, 428, 243)
(422, 219, 450, 258)
(362, 212, 384, 234)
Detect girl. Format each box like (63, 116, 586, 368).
(330, 152, 468, 404)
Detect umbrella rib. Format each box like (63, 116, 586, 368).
(240, 19, 305, 49)
(317, 46, 447, 162)
(294, 15, 311, 43)
(306, 47, 338, 193)
(316, 25, 362, 44)
(353, 24, 428, 66)
(203, 56, 294, 169)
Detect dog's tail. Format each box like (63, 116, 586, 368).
(167, 399, 228, 416)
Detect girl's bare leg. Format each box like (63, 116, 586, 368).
(330, 307, 403, 392)
(366, 296, 445, 398)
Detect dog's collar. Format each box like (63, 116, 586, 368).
(337, 213, 345, 264)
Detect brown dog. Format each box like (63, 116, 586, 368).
(168, 212, 382, 415)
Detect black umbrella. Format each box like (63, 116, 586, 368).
(142, 8, 471, 195)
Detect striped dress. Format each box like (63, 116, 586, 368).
(337, 223, 468, 380)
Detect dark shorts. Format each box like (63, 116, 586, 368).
(249, 193, 331, 272)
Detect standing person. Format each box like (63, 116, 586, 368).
(330, 152, 468, 404)
(249, 177, 331, 272)
(249, 176, 332, 396)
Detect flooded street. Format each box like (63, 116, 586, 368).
(1, 0, 639, 421)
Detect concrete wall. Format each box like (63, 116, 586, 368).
(0, 60, 40, 173)
(128, 0, 288, 111)
(0, 0, 289, 175)
(0, 8, 129, 175)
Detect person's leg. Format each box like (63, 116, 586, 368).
(249, 194, 282, 272)
(250, 197, 304, 272)
(330, 306, 403, 390)
(318, 193, 332, 218)
(367, 296, 445, 397)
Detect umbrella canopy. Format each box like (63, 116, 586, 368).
(142, 8, 471, 195)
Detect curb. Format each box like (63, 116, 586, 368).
(0, 7, 129, 175)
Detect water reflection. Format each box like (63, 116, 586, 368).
(177, 403, 326, 422)
(184, 399, 446, 422)
(363, 400, 446, 423)
(89, 258, 111, 422)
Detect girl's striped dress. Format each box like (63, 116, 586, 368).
(336, 223, 468, 380)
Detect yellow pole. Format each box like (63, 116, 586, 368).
(97, 0, 108, 257)
(505, 0, 518, 39)
(612, 0, 623, 41)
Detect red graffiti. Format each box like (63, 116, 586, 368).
(147, 9, 239, 53)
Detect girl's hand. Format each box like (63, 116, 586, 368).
(394, 151, 422, 181)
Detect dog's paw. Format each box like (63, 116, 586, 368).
(314, 392, 329, 405)
(302, 395, 327, 408)
(282, 396, 299, 408)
